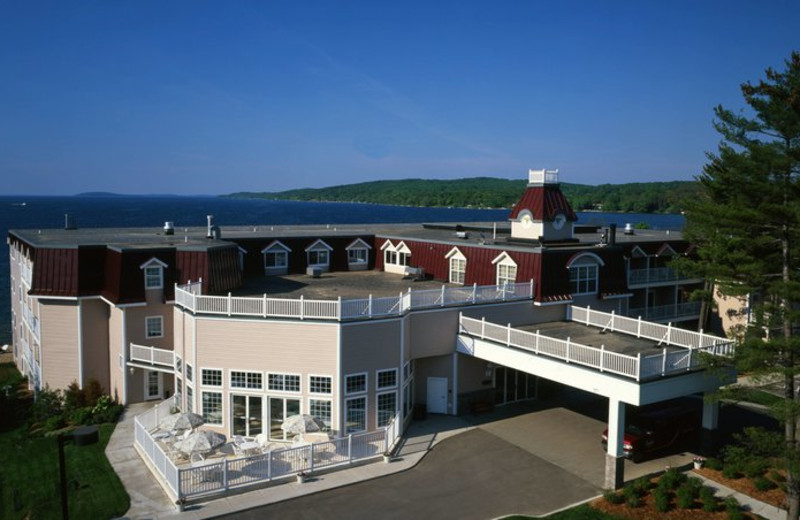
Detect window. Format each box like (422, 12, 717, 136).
(376, 369, 397, 390)
(346, 239, 371, 265)
(377, 392, 397, 427)
(202, 391, 223, 425)
(383, 242, 410, 266)
(307, 249, 329, 266)
(201, 368, 222, 387)
(186, 386, 194, 413)
(569, 264, 598, 294)
(493, 252, 517, 286)
(309, 399, 332, 431)
(175, 376, 183, 409)
(268, 373, 301, 392)
(186, 364, 193, 382)
(231, 370, 263, 390)
(309, 375, 332, 394)
(265, 250, 287, 268)
(145, 316, 163, 338)
(175, 355, 182, 374)
(450, 257, 466, 284)
(345, 396, 366, 433)
(144, 266, 162, 289)
(345, 373, 367, 395)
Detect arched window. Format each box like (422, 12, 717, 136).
(566, 253, 604, 295)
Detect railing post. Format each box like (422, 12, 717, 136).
(472, 283, 477, 304)
(586, 306, 591, 325)
(599, 345, 605, 372)
(636, 352, 642, 382)
(408, 287, 413, 311)
(535, 330, 540, 354)
(368, 294, 373, 318)
(566, 337, 570, 363)
(223, 459, 229, 490)
(227, 292, 232, 316)
(263, 293, 267, 318)
(507, 323, 512, 346)
(441, 285, 446, 307)
(398, 292, 403, 316)
(610, 310, 615, 330)
(337, 296, 342, 320)
(667, 322, 672, 344)
(300, 295, 305, 320)
(348, 434, 353, 464)
(637, 316, 642, 338)
(310, 444, 315, 473)
(661, 348, 668, 375)
(687, 348, 693, 370)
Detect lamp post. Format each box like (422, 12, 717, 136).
(58, 425, 99, 520)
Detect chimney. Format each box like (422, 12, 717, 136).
(206, 215, 214, 238)
(609, 223, 617, 246)
(64, 214, 77, 230)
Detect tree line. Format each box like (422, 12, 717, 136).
(226, 177, 702, 214)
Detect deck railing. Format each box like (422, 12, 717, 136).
(130, 343, 176, 369)
(628, 267, 701, 286)
(134, 401, 402, 502)
(459, 306, 733, 381)
(627, 301, 702, 322)
(174, 280, 534, 322)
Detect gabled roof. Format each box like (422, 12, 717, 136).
(491, 251, 516, 266)
(304, 239, 333, 252)
(139, 257, 168, 270)
(508, 185, 577, 222)
(261, 240, 291, 254)
(346, 238, 372, 250)
(445, 246, 466, 260)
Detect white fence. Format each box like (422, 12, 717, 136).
(459, 306, 734, 381)
(174, 280, 534, 322)
(628, 302, 702, 322)
(130, 344, 175, 368)
(134, 400, 402, 502)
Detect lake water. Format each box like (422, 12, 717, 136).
(0, 195, 685, 343)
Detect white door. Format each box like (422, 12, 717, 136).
(144, 370, 162, 400)
(426, 377, 448, 414)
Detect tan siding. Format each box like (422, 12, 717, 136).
(39, 300, 80, 390)
(408, 310, 459, 359)
(126, 303, 173, 351)
(458, 354, 492, 394)
(414, 354, 453, 411)
(80, 299, 110, 391)
(340, 320, 402, 374)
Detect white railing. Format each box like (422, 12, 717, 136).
(628, 267, 700, 286)
(135, 403, 402, 502)
(459, 307, 734, 381)
(529, 168, 559, 184)
(130, 343, 175, 369)
(628, 302, 702, 322)
(174, 281, 534, 322)
(22, 306, 40, 342)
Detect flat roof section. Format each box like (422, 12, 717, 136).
(518, 321, 685, 358)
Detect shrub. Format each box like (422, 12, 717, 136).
(769, 469, 786, 483)
(700, 486, 718, 512)
(623, 483, 642, 508)
(706, 457, 724, 470)
(743, 458, 769, 478)
(631, 477, 651, 495)
(63, 381, 87, 412)
(70, 406, 94, 425)
(42, 414, 66, 432)
(754, 476, 777, 492)
(658, 467, 686, 490)
(653, 487, 671, 512)
(725, 497, 743, 520)
(722, 464, 742, 480)
(676, 483, 697, 509)
(84, 378, 104, 406)
(624, 494, 642, 509)
(603, 489, 624, 504)
(29, 385, 64, 425)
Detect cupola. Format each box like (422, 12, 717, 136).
(508, 169, 577, 242)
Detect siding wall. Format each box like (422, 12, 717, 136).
(80, 299, 110, 391)
(413, 354, 454, 413)
(39, 300, 79, 390)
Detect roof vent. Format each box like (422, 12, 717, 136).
(624, 223, 634, 235)
(206, 215, 221, 239)
(163, 221, 174, 235)
(64, 214, 77, 230)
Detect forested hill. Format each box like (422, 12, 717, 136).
(226, 177, 701, 214)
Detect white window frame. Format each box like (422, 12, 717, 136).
(346, 238, 372, 265)
(268, 372, 302, 393)
(376, 368, 398, 391)
(492, 252, 517, 286)
(230, 370, 263, 390)
(202, 390, 223, 426)
(305, 239, 333, 268)
(345, 372, 368, 395)
(200, 367, 223, 388)
(345, 396, 367, 434)
(309, 374, 333, 395)
(376, 391, 397, 428)
(567, 252, 604, 295)
(262, 241, 291, 271)
(139, 258, 167, 290)
(308, 398, 332, 431)
(145, 315, 163, 339)
(446, 247, 467, 285)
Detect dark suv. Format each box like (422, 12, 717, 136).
(602, 404, 700, 462)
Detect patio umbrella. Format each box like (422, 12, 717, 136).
(159, 412, 205, 432)
(280, 414, 326, 436)
(174, 430, 227, 456)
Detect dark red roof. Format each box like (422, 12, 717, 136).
(508, 185, 577, 222)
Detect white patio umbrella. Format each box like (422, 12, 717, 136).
(174, 430, 227, 456)
(159, 412, 205, 432)
(280, 414, 326, 436)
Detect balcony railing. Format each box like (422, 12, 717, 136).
(175, 281, 534, 322)
(628, 302, 702, 322)
(458, 306, 733, 382)
(628, 267, 699, 286)
(130, 344, 176, 369)
(22, 306, 40, 342)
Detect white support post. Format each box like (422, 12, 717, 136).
(636, 352, 642, 381)
(300, 295, 305, 320)
(661, 348, 668, 375)
(586, 306, 591, 326)
(530, 278, 534, 298)
(227, 292, 232, 316)
(637, 316, 642, 338)
(348, 435, 353, 464)
(607, 398, 626, 457)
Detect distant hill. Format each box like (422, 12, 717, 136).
(226, 177, 701, 214)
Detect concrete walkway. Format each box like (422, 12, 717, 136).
(690, 471, 786, 520)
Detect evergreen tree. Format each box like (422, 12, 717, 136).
(676, 51, 800, 520)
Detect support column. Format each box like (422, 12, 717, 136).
(700, 395, 719, 455)
(605, 398, 626, 490)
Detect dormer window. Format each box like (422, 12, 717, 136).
(346, 238, 372, 271)
(305, 239, 333, 270)
(446, 247, 467, 285)
(567, 252, 604, 295)
(491, 252, 517, 286)
(140, 258, 167, 290)
(381, 240, 412, 275)
(262, 241, 291, 275)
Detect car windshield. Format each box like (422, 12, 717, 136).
(626, 423, 651, 436)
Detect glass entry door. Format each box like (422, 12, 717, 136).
(232, 394, 263, 437)
(269, 397, 300, 440)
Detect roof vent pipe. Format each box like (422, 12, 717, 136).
(624, 223, 634, 235)
(64, 214, 77, 230)
(609, 223, 617, 246)
(206, 215, 214, 238)
(163, 221, 175, 235)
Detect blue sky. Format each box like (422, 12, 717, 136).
(1, 1, 798, 195)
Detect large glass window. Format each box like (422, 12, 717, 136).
(376, 369, 397, 390)
(309, 399, 332, 431)
(309, 375, 332, 394)
(202, 391, 223, 425)
(270, 397, 301, 440)
(377, 392, 397, 427)
(268, 373, 301, 393)
(497, 263, 517, 286)
(345, 373, 367, 395)
(201, 368, 223, 387)
(232, 394, 262, 437)
(348, 248, 368, 264)
(231, 370, 263, 390)
(569, 264, 598, 294)
(265, 251, 287, 268)
(345, 396, 366, 433)
(307, 249, 329, 266)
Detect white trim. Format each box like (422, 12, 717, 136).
(201, 389, 224, 427)
(566, 252, 606, 268)
(121, 308, 128, 405)
(261, 240, 291, 254)
(534, 300, 573, 307)
(145, 315, 164, 339)
(344, 395, 367, 434)
(304, 239, 334, 252)
(144, 369, 163, 400)
(307, 397, 333, 431)
(656, 244, 679, 257)
(346, 238, 372, 251)
(630, 246, 648, 258)
(491, 251, 517, 266)
(452, 352, 458, 416)
(395, 241, 411, 254)
(445, 246, 466, 260)
(375, 390, 397, 428)
(603, 293, 634, 300)
(139, 257, 168, 270)
(336, 321, 342, 432)
(379, 240, 395, 251)
(77, 299, 84, 389)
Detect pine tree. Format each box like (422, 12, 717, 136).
(676, 51, 800, 520)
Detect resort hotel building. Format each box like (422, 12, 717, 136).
(7, 169, 735, 488)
